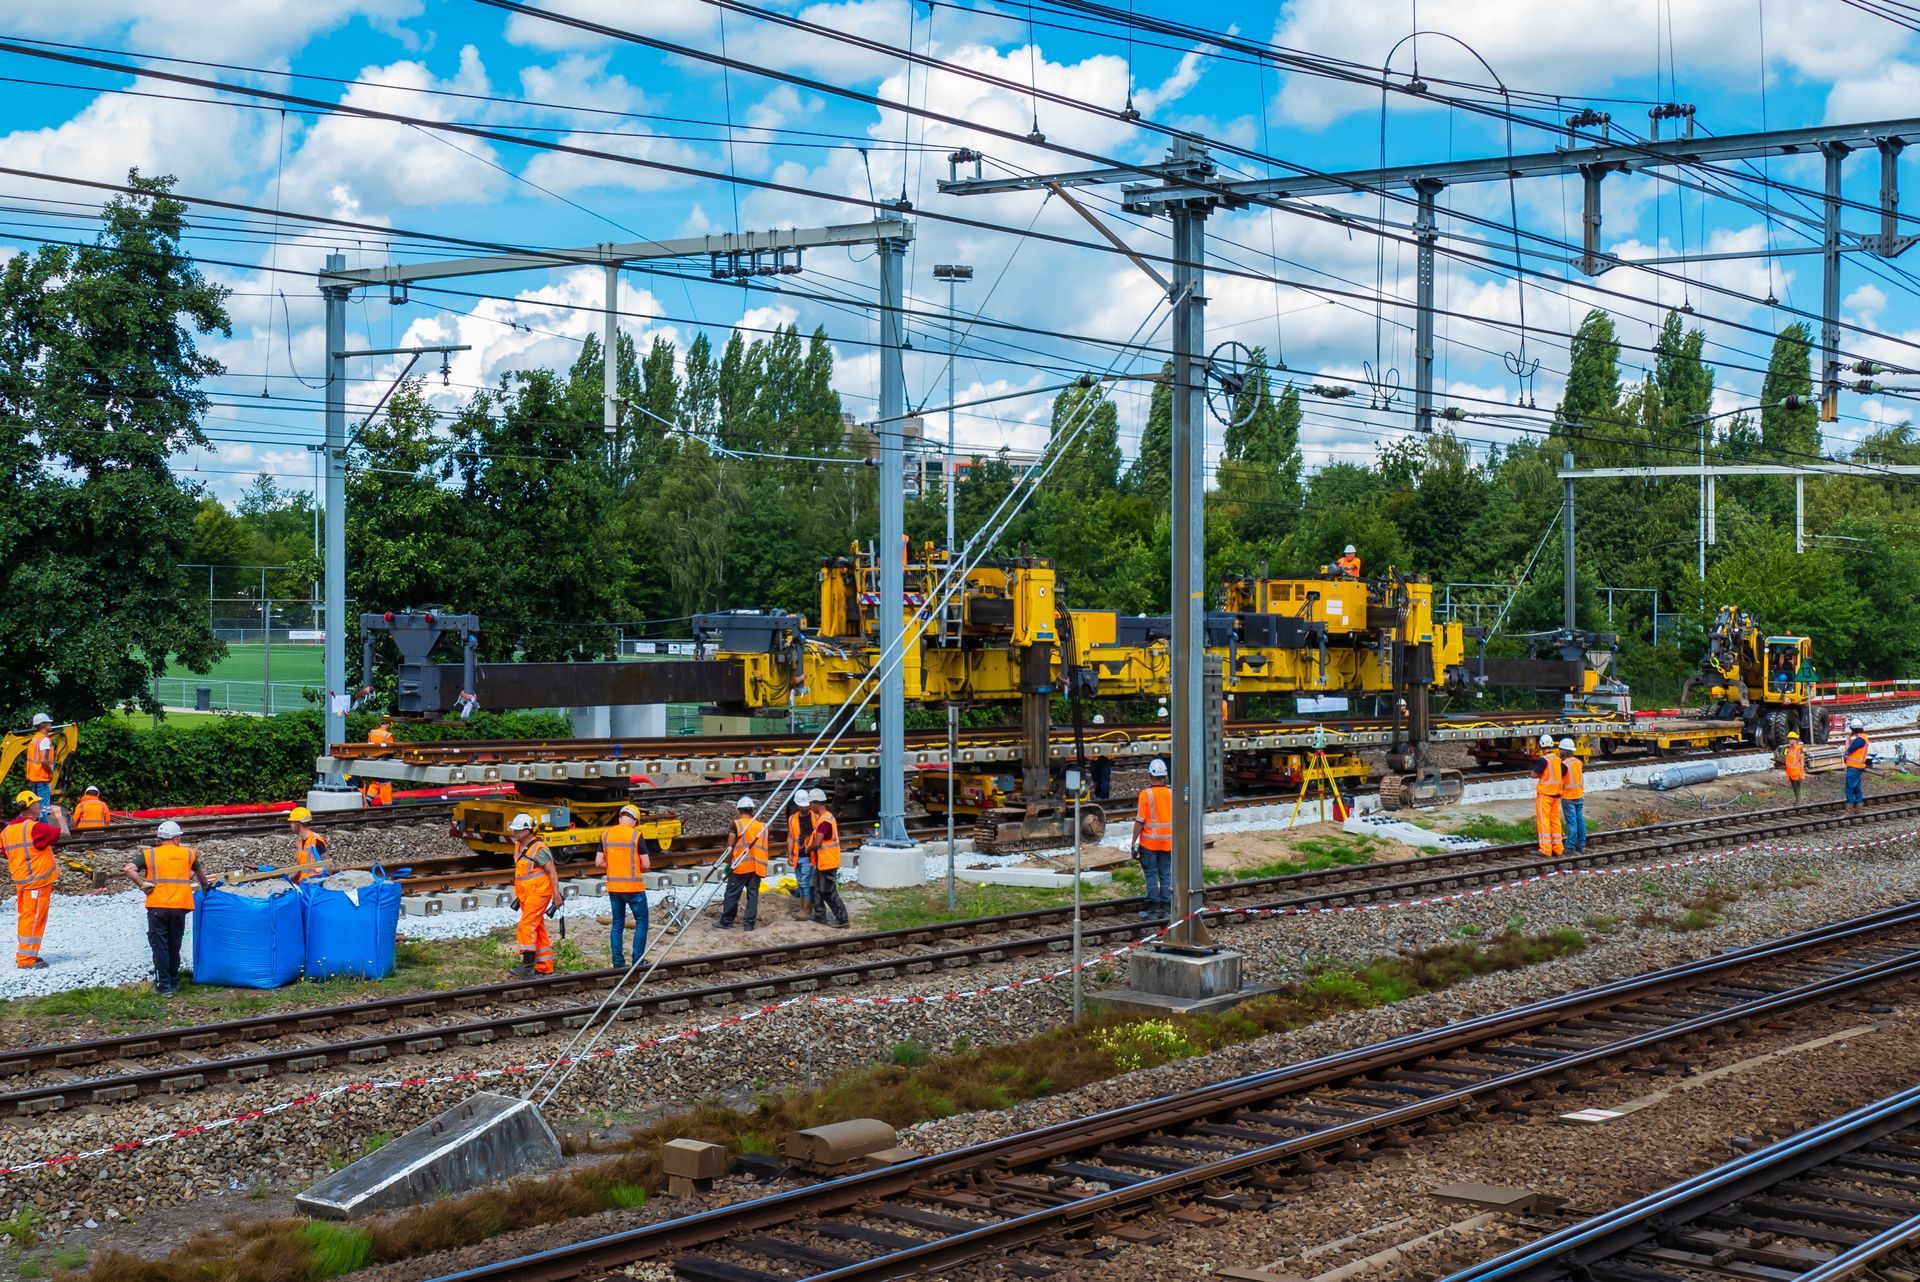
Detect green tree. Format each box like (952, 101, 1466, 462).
(1759, 322, 1820, 460)
(0, 171, 228, 721)
(1124, 361, 1173, 503)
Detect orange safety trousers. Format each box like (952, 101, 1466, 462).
(1534, 794, 1564, 856)
(516, 891, 554, 974)
(15, 885, 49, 968)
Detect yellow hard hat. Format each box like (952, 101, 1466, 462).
(1787, 731, 1800, 740)
(287, 806, 313, 823)
(618, 804, 642, 823)
(13, 790, 36, 806)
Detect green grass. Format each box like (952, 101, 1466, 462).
(859, 882, 1091, 931)
(0, 1207, 41, 1248)
(1446, 815, 1539, 845)
(96, 709, 233, 729)
(50, 1246, 86, 1270)
(299, 1223, 373, 1279)
(169, 642, 327, 687)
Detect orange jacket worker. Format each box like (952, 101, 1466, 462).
(1133, 759, 1174, 919)
(507, 814, 562, 977)
(72, 787, 111, 831)
(1531, 735, 1564, 857)
(4, 791, 62, 969)
(121, 819, 211, 995)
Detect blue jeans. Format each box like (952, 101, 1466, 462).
(1561, 800, 1586, 851)
(1846, 768, 1866, 805)
(608, 892, 648, 967)
(1140, 850, 1172, 913)
(27, 782, 50, 813)
(794, 857, 814, 902)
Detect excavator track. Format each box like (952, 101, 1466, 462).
(971, 804, 1107, 855)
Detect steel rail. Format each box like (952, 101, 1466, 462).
(427, 901, 1920, 1281)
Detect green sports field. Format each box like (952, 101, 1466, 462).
(159, 642, 326, 714)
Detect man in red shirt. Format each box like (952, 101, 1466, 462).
(4, 791, 66, 969)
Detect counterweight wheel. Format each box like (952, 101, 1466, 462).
(1763, 709, 1791, 749)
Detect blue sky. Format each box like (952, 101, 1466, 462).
(1, 0, 1917, 504)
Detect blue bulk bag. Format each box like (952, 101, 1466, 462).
(303, 869, 402, 981)
(191, 882, 305, 988)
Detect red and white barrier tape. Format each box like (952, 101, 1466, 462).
(6, 824, 1919, 1179)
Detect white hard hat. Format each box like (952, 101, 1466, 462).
(1559, 738, 1576, 752)
(84, 785, 99, 795)
(735, 795, 755, 810)
(791, 790, 809, 807)
(1539, 734, 1555, 748)
(809, 788, 828, 804)
(1148, 759, 1168, 777)
(508, 812, 536, 832)
(1851, 717, 1866, 730)
(1092, 714, 1106, 725)
(30, 713, 50, 727)
(157, 820, 183, 840)
(1343, 544, 1357, 554)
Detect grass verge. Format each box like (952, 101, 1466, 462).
(65, 926, 1587, 1282)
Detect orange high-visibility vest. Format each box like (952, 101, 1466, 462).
(368, 726, 395, 746)
(1783, 742, 1806, 782)
(1847, 735, 1870, 769)
(515, 840, 555, 903)
(141, 843, 198, 911)
(1135, 785, 1173, 852)
(1561, 756, 1584, 801)
(1336, 553, 1362, 579)
(3, 818, 53, 888)
(24, 733, 54, 783)
(787, 812, 814, 863)
(72, 796, 111, 830)
(1536, 753, 1563, 799)
(601, 824, 649, 893)
(727, 816, 768, 878)
(292, 831, 329, 882)
(808, 811, 842, 872)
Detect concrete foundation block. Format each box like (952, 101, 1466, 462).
(856, 845, 928, 889)
(295, 1091, 562, 1219)
(956, 866, 1113, 890)
(667, 870, 703, 888)
(426, 894, 477, 914)
(402, 897, 442, 918)
(1091, 946, 1275, 1017)
(484, 890, 514, 909)
(305, 787, 364, 814)
(574, 877, 606, 897)
(767, 858, 791, 877)
(642, 872, 672, 891)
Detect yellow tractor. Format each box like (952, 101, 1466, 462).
(0, 721, 78, 795)
(450, 793, 682, 862)
(1681, 606, 1822, 747)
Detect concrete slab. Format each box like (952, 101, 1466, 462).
(401, 897, 442, 917)
(295, 1091, 562, 1219)
(426, 893, 477, 914)
(954, 866, 1114, 889)
(642, 873, 671, 891)
(1342, 814, 1490, 852)
(305, 787, 364, 814)
(1091, 946, 1277, 1017)
(857, 846, 929, 889)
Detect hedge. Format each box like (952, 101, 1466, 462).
(13, 709, 571, 811)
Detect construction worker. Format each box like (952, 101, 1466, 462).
(122, 820, 211, 996)
(4, 791, 63, 969)
(1134, 758, 1174, 919)
(362, 716, 396, 807)
(805, 788, 850, 928)
(1336, 545, 1362, 579)
(787, 789, 815, 920)
(1531, 734, 1565, 857)
(72, 786, 111, 831)
(718, 797, 768, 931)
(23, 713, 56, 813)
(1558, 738, 1586, 852)
(286, 807, 329, 882)
(1845, 717, 1871, 810)
(596, 803, 650, 966)
(1088, 714, 1112, 800)
(507, 813, 562, 977)
(1782, 731, 1807, 804)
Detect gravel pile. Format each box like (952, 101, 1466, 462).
(7, 815, 1920, 1240)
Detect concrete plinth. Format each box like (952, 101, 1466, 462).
(305, 787, 363, 814)
(1090, 946, 1275, 1017)
(857, 845, 928, 889)
(295, 1091, 562, 1219)
(956, 866, 1113, 890)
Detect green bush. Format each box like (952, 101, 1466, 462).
(39, 709, 571, 809)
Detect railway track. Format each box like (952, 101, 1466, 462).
(1440, 1081, 1920, 1281)
(7, 790, 1919, 1116)
(432, 900, 1920, 1282)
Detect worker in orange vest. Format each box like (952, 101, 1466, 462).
(1557, 737, 1586, 852)
(717, 797, 768, 932)
(4, 791, 64, 969)
(1531, 735, 1565, 857)
(22, 713, 57, 813)
(361, 716, 397, 807)
(72, 786, 112, 831)
(286, 807, 330, 882)
(1335, 545, 1362, 578)
(786, 789, 815, 920)
(507, 813, 562, 977)
(1134, 758, 1174, 919)
(805, 789, 850, 928)
(1844, 717, 1871, 810)
(596, 803, 651, 966)
(1782, 731, 1807, 804)
(121, 819, 211, 995)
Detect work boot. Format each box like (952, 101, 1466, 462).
(831, 916, 849, 929)
(790, 896, 810, 920)
(509, 951, 536, 980)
